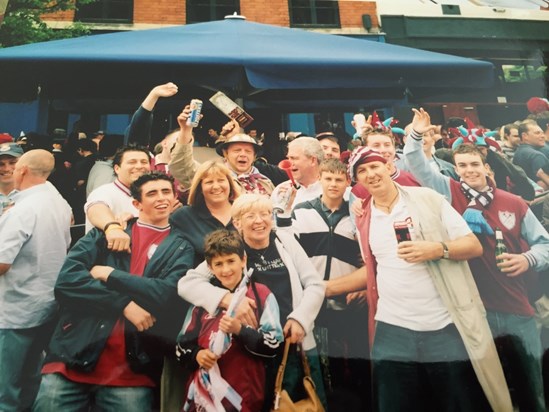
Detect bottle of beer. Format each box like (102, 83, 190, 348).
(495, 228, 507, 269)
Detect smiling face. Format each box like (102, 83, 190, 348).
(364, 133, 396, 164)
(521, 123, 545, 148)
(453, 152, 489, 191)
(224, 142, 256, 174)
(132, 179, 175, 226)
(201, 171, 231, 207)
(318, 138, 340, 159)
(355, 160, 393, 196)
(208, 253, 247, 291)
(114, 151, 151, 186)
(233, 206, 273, 249)
(0, 155, 18, 194)
(287, 145, 318, 186)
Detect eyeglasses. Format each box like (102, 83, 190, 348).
(241, 211, 272, 222)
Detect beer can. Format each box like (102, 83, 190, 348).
(393, 220, 412, 243)
(186, 99, 203, 127)
(273, 187, 292, 215)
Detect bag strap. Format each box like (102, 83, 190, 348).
(297, 343, 312, 378)
(274, 339, 291, 393)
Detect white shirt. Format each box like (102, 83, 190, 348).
(369, 196, 470, 331)
(84, 179, 138, 233)
(0, 183, 72, 328)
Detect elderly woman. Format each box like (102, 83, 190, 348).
(178, 193, 326, 409)
(170, 160, 240, 264)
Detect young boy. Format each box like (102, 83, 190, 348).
(176, 229, 283, 412)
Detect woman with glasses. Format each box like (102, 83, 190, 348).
(178, 193, 326, 410)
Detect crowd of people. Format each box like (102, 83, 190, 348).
(1, 82, 549, 412)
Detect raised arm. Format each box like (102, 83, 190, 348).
(125, 82, 178, 146)
(403, 108, 452, 200)
(169, 105, 199, 188)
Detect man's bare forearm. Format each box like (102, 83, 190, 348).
(325, 267, 367, 297)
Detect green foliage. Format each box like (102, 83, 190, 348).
(0, 0, 95, 48)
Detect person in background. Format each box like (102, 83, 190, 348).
(0, 149, 72, 411)
(0, 141, 23, 216)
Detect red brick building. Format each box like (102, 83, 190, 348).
(45, 1, 380, 34)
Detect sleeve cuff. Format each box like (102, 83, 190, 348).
(410, 130, 423, 141)
(522, 252, 537, 269)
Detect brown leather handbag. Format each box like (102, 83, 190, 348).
(271, 340, 325, 412)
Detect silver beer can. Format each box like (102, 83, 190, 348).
(186, 99, 203, 127)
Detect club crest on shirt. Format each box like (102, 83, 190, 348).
(498, 211, 516, 231)
(147, 244, 158, 260)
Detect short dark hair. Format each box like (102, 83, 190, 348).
(77, 138, 97, 153)
(518, 120, 536, 140)
(452, 143, 486, 164)
(112, 144, 151, 168)
(503, 124, 518, 136)
(98, 134, 124, 158)
(204, 229, 245, 264)
(130, 171, 174, 202)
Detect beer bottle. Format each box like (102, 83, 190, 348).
(495, 228, 507, 269)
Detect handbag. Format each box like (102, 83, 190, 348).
(271, 340, 325, 412)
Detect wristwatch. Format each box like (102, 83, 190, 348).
(440, 242, 450, 259)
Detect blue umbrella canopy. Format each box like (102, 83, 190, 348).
(0, 16, 494, 103)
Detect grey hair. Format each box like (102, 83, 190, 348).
(288, 136, 325, 164)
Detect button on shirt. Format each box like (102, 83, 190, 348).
(0, 183, 72, 328)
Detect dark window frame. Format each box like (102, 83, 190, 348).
(186, 0, 240, 24)
(289, 0, 340, 29)
(75, 0, 134, 24)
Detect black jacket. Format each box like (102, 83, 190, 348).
(46, 219, 194, 381)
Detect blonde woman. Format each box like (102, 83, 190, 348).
(170, 160, 240, 264)
(178, 194, 326, 410)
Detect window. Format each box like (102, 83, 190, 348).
(186, 0, 240, 24)
(289, 0, 340, 28)
(75, 0, 133, 23)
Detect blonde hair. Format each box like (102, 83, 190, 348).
(187, 160, 240, 206)
(231, 193, 273, 222)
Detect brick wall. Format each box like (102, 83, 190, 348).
(45, 0, 379, 30)
(134, 0, 184, 24)
(339, 1, 379, 28)
(242, 0, 290, 26)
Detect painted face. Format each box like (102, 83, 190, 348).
(318, 138, 340, 159)
(234, 207, 273, 247)
(0, 155, 18, 189)
(286, 145, 317, 185)
(365, 134, 396, 164)
(521, 124, 545, 148)
(320, 171, 348, 203)
(114, 151, 150, 186)
(201, 171, 231, 206)
(208, 253, 247, 291)
(224, 143, 256, 174)
(454, 152, 490, 191)
(355, 160, 392, 195)
(133, 179, 175, 225)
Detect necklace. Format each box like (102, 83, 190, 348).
(374, 191, 399, 212)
